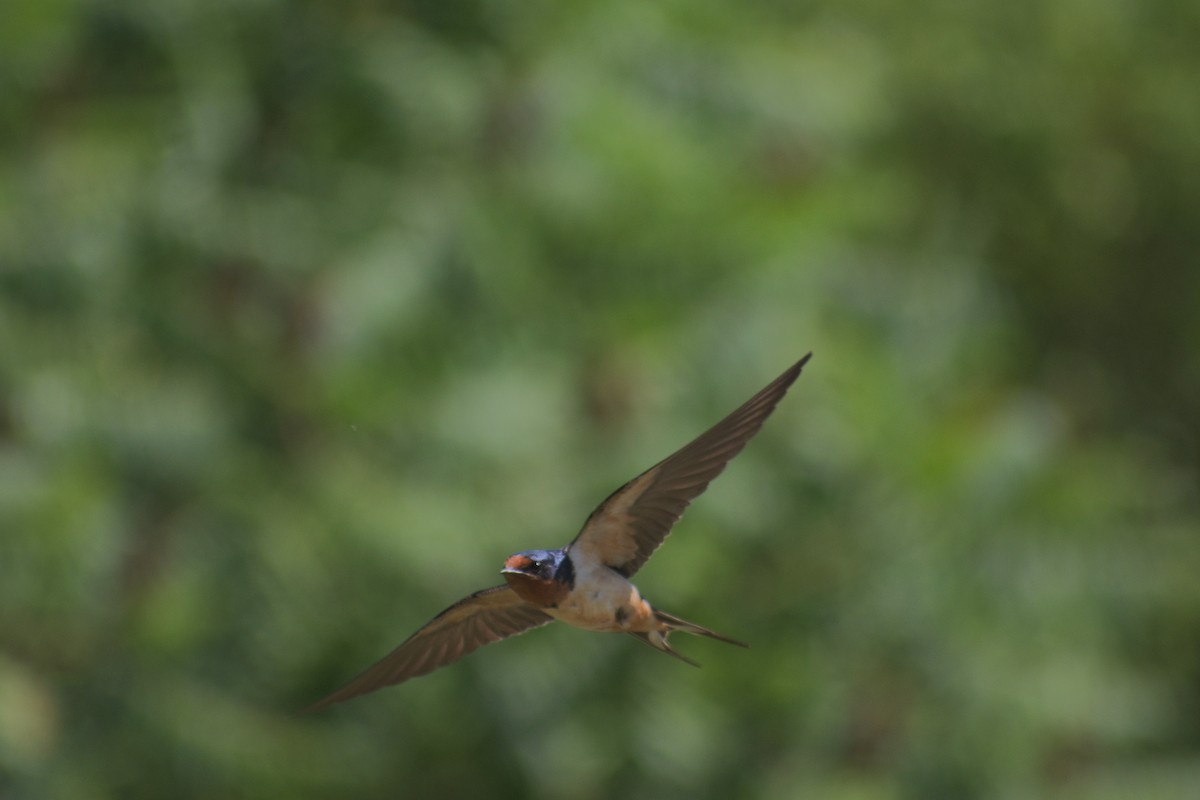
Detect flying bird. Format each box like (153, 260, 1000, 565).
(305, 354, 811, 711)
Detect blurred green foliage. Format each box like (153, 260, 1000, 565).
(2, 1, 1199, 798)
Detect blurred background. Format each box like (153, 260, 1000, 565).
(2, 1, 1199, 798)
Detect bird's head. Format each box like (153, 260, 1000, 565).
(502, 549, 574, 606)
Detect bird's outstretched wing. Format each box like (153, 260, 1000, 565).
(568, 354, 810, 578)
(303, 585, 553, 712)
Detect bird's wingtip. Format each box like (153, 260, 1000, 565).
(298, 694, 340, 715)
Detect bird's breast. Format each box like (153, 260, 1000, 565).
(546, 565, 654, 632)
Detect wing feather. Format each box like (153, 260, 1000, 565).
(303, 585, 553, 712)
(567, 354, 810, 577)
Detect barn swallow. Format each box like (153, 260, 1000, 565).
(304, 354, 811, 712)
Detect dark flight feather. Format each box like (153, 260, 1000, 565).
(303, 586, 553, 712)
(568, 354, 810, 577)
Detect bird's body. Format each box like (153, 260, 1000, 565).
(305, 354, 811, 712)
(505, 549, 654, 632)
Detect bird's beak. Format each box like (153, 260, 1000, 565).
(502, 554, 534, 574)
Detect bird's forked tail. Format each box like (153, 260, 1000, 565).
(626, 609, 749, 667)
